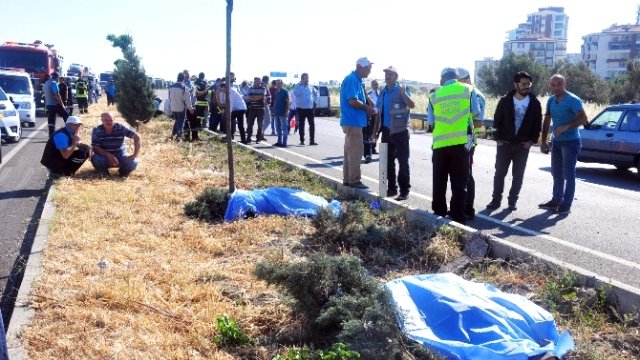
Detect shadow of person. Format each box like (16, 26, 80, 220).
(480, 208, 569, 239)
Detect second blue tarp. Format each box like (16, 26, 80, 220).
(385, 273, 575, 360)
(224, 187, 341, 222)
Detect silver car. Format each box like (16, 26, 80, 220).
(579, 104, 640, 172)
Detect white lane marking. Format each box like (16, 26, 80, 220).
(0, 121, 48, 171)
(263, 141, 640, 271)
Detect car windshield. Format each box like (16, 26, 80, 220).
(0, 75, 30, 94)
(0, 49, 48, 73)
(0, 87, 8, 101)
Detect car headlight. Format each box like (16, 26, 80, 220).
(1, 110, 17, 117)
(17, 102, 31, 109)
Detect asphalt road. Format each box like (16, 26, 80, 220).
(250, 116, 640, 292)
(0, 116, 51, 327)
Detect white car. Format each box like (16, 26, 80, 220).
(0, 86, 22, 143)
(0, 69, 36, 127)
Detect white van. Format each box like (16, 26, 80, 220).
(0, 69, 36, 127)
(313, 85, 330, 116)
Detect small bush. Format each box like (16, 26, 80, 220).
(272, 342, 360, 360)
(184, 187, 230, 222)
(213, 314, 254, 347)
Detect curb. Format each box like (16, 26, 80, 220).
(6, 185, 55, 360)
(224, 132, 640, 316)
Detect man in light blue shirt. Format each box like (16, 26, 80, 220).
(43, 72, 70, 136)
(340, 57, 375, 189)
(293, 73, 319, 145)
(538, 74, 587, 215)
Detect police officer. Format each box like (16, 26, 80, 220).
(194, 72, 209, 131)
(427, 68, 481, 225)
(377, 66, 415, 201)
(76, 74, 89, 113)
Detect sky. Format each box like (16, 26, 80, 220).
(2, 0, 637, 84)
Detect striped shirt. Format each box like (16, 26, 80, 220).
(91, 123, 136, 155)
(245, 86, 265, 110)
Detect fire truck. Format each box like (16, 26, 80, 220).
(0, 40, 63, 115)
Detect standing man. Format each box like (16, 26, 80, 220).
(57, 76, 72, 117)
(272, 80, 290, 147)
(194, 72, 209, 131)
(40, 116, 91, 176)
(91, 112, 141, 177)
(167, 72, 194, 140)
(245, 77, 266, 144)
(538, 74, 587, 215)
(43, 72, 70, 136)
(366, 79, 381, 158)
(105, 78, 116, 106)
(75, 75, 89, 114)
(293, 73, 319, 145)
(457, 68, 485, 220)
(427, 68, 480, 225)
(486, 71, 542, 211)
(268, 79, 277, 136)
(377, 66, 415, 201)
(340, 57, 374, 189)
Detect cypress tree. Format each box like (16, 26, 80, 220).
(106, 34, 155, 128)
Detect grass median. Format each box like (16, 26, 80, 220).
(17, 98, 639, 359)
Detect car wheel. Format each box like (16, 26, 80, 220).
(10, 124, 22, 143)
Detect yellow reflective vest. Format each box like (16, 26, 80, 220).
(429, 81, 473, 149)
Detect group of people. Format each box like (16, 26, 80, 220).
(40, 111, 141, 178)
(166, 70, 319, 148)
(340, 57, 586, 224)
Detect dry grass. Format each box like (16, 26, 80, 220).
(18, 97, 638, 359)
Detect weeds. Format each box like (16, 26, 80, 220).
(272, 342, 360, 360)
(213, 314, 254, 347)
(184, 187, 230, 222)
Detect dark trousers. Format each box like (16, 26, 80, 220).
(77, 97, 88, 113)
(432, 144, 470, 224)
(209, 104, 222, 131)
(195, 104, 207, 129)
(465, 146, 476, 216)
(185, 108, 199, 140)
(107, 94, 115, 106)
(46, 104, 70, 135)
(52, 146, 90, 176)
(363, 114, 375, 158)
(246, 109, 264, 142)
(492, 143, 530, 205)
(297, 108, 315, 143)
(230, 110, 246, 141)
(382, 128, 410, 194)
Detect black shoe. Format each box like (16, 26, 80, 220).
(371, 149, 378, 155)
(299, 141, 305, 145)
(538, 200, 559, 210)
(486, 200, 501, 210)
(395, 192, 409, 201)
(273, 142, 282, 147)
(507, 203, 518, 211)
(364, 155, 372, 164)
(464, 212, 475, 220)
(309, 142, 318, 146)
(349, 182, 368, 189)
(555, 205, 571, 215)
(387, 189, 398, 197)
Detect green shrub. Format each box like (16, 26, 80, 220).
(213, 314, 254, 347)
(184, 187, 230, 222)
(272, 342, 360, 360)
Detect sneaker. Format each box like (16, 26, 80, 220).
(364, 155, 372, 164)
(486, 200, 501, 210)
(395, 192, 409, 201)
(538, 200, 560, 210)
(387, 189, 398, 197)
(309, 142, 318, 146)
(555, 205, 571, 215)
(349, 182, 368, 189)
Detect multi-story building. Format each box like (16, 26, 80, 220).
(503, 7, 569, 67)
(582, 24, 640, 79)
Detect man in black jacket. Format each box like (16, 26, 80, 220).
(486, 71, 542, 211)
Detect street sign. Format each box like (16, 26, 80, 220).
(270, 71, 287, 77)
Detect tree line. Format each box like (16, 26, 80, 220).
(477, 53, 640, 104)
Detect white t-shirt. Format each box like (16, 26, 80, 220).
(513, 96, 530, 134)
(368, 88, 379, 114)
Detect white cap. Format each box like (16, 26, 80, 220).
(356, 57, 374, 68)
(383, 66, 398, 74)
(66, 116, 83, 125)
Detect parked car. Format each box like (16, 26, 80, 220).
(313, 85, 330, 116)
(0, 86, 22, 142)
(578, 103, 640, 173)
(0, 69, 36, 127)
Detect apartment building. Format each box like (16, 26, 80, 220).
(582, 24, 640, 79)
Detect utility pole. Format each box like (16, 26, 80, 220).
(225, 0, 235, 193)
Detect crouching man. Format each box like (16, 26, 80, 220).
(91, 112, 141, 177)
(40, 116, 91, 177)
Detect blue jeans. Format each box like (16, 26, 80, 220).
(91, 152, 138, 176)
(0, 311, 7, 360)
(551, 139, 581, 207)
(171, 111, 186, 137)
(276, 116, 289, 145)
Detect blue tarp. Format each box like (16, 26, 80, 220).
(224, 187, 341, 222)
(385, 273, 574, 360)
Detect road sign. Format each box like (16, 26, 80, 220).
(270, 71, 287, 77)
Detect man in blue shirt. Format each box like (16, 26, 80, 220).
(43, 72, 70, 136)
(40, 116, 91, 176)
(376, 66, 415, 200)
(91, 112, 141, 177)
(340, 57, 375, 189)
(105, 79, 116, 106)
(272, 80, 290, 147)
(539, 74, 587, 215)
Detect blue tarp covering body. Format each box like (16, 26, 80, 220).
(385, 273, 574, 360)
(224, 187, 341, 222)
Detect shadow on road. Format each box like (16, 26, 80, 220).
(0, 189, 47, 201)
(538, 165, 639, 193)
